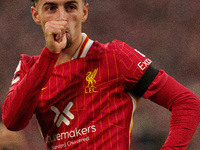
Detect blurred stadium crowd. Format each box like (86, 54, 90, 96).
(0, 0, 200, 149)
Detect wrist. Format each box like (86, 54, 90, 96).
(41, 46, 60, 60)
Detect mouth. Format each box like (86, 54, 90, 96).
(65, 32, 69, 39)
(65, 30, 69, 37)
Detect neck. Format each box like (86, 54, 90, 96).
(55, 33, 83, 66)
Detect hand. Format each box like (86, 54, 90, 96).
(44, 21, 68, 53)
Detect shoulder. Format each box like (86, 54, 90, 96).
(90, 40, 147, 62)
(92, 40, 124, 48)
(93, 40, 138, 52)
(91, 40, 130, 54)
(11, 54, 40, 85)
(20, 54, 40, 73)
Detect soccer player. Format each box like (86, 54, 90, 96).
(1, 0, 200, 149)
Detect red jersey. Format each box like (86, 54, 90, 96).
(2, 34, 200, 150)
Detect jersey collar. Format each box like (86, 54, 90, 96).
(72, 33, 94, 60)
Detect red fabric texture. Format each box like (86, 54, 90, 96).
(144, 71, 200, 149)
(2, 47, 59, 131)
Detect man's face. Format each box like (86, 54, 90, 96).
(31, 0, 88, 48)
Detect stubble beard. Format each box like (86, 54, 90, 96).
(65, 37, 72, 49)
(65, 28, 72, 49)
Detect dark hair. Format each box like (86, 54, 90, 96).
(31, 0, 87, 7)
(31, 0, 38, 7)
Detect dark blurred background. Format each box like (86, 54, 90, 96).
(0, 0, 200, 149)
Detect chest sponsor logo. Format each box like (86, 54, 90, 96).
(85, 68, 98, 93)
(51, 102, 74, 127)
(46, 125, 97, 149)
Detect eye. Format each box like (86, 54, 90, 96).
(69, 4, 76, 10)
(65, 4, 77, 12)
(45, 5, 57, 12)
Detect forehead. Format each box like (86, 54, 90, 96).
(38, 0, 82, 5)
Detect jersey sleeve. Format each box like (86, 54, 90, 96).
(10, 54, 39, 90)
(1, 47, 60, 131)
(113, 40, 200, 149)
(143, 70, 200, 149)
(113, 40, 158, 96)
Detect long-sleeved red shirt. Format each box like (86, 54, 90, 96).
(2, 34, 200, 149)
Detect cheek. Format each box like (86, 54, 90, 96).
(38, 14, 48, 29)
(41, 15, 53, 23)
(72, 15, 83, 30)
(39, 14, 57, 31)
(39, 12, 57, 23)
(40, 20, 47, 31)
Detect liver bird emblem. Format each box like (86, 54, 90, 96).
(86, 68, 98, 88)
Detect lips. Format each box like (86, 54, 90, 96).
(65, 30, 69, 36)
(65, 32, 69, 38)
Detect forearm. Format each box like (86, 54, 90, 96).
(144, 71, 200, 149)
(162, 99, 200, 149)
(2, 47, 59, 131)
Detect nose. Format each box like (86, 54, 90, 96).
(56, 7, 68, 21)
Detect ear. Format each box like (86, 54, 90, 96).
(31, 6, 41, 25)
(82, 3, 89, 23)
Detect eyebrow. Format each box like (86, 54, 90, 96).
(42, 0, 78, 8)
